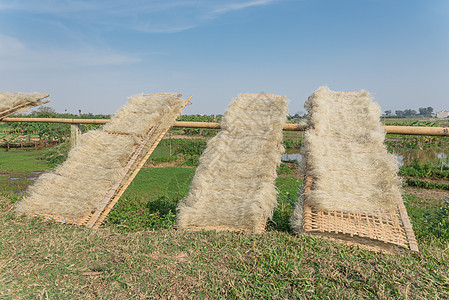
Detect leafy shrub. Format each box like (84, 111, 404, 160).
(177, 114, 220, 123)
(406, 178, 449, 190)
(385, 135, 448, 150)
(172, 139, 207, 167)
(107, 195, 178, 232)
(400, 161, 449, 180)
(42, 141, 71, 167)
(183, 155, 200, 167)
(174, 139, 207, 156)
(183, 128, 201, 135)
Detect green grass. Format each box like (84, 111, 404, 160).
(0, 149, 51, 194)
(108, 168, 303, 233)
(1, 146, 449, 298)
(0, 148, 50, 172)
(146, 140, 207, 166)
(403, 194, 442, 240)
(269, 176, 302, 232)
(125, 168, 194, 198)
(1, 194, 448, 298)
(148, 145, 171, 159)
(107, 168, 195, 232)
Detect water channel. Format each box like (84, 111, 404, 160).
(281, 148, 449, 167)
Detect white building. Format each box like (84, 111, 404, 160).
(436, 110, 449, 119)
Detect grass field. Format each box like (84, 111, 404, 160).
(1, 142, 448, 298)
(0, 149, 51, 194)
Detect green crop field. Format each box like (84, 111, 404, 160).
(0, 137, 448, 298)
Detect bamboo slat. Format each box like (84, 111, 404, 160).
(396, 197, 419, 252)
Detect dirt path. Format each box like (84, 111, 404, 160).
(403, 186, 448, 208)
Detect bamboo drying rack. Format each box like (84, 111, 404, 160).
(32, 94, 191, 228)
(180, 94, 288, 234)
(301, 172, 419, 254)
(87, 95, 192, 228)
(0, 93, 50, 119)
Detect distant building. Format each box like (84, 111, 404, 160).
(436, 110, 449, 119)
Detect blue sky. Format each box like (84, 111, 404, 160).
(0, 0, 448, 115)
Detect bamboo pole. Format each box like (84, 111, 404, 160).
(383, 125, 449, 136)
(1, 117, 449, 136)
(174, 121, 221, 129)
(1, 117, 109, 124)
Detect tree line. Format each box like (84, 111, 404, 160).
(384, 107, 434, 118)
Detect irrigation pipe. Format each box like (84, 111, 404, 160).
(1, 117, 449, 136)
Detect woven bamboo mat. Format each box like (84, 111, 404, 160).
(0, 93, 50, 119)
(302, 176, 419, 254)
(36, 94, 191, 228)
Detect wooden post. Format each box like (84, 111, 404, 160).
(70, 124, 82, 148)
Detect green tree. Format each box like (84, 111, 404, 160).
(395, 110, 404, 117)
(404, 109, 417, 116)
(418, 107, 433, 117)
(30, 106, 56, 117)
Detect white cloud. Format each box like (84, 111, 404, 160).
(0, 0, 281, 33)
(0, 34, 140, 70)
(209, 0, 276, 16)
(0, 34, 25, 54)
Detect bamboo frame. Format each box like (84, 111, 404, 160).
(2, 118, 448, 136)
(301, 174, 419, 253)
(85, 96, 192, 228)
(300, 111, 420, 254)
(0, 93, 50, 119)
(27, 94, 191, 228)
